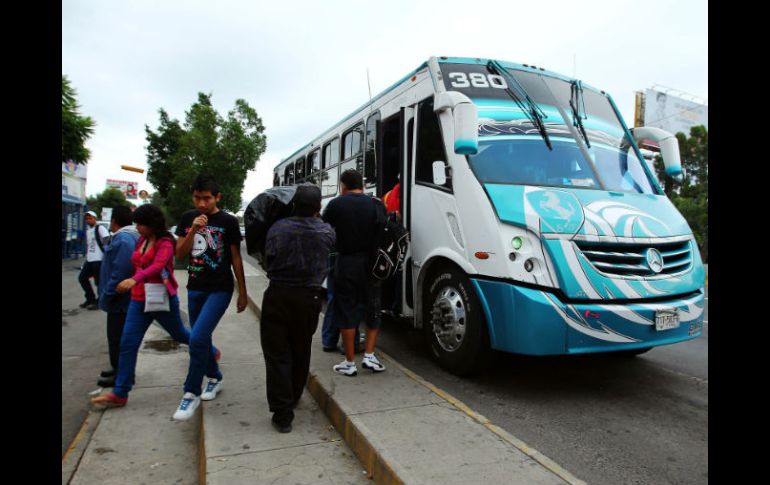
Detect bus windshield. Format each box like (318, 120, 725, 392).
(440, 62, 656, 194)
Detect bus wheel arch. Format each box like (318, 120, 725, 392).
(420, 259, 492, 376)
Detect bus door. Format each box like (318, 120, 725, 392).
(379, 106, 416, 317)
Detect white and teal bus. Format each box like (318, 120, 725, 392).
(274, 56, 705, 376)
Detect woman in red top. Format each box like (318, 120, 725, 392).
(92, 205, 203, 409)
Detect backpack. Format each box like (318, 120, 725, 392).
(94, 224, 108, 253)
(371, 201, 409, 280)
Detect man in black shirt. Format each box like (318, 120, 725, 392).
(173, 174, 248, 420)
(323, 169, 387, 376)
(261, 184, 335, 432)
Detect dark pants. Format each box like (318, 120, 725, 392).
(260, 285, 323, 425)
(106, 312, 127, 370)
(79, 261, 101, 303)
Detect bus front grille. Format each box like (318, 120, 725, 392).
(574, 239, 693, 277)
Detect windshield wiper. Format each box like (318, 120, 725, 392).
(569, 80, 591, 149)
(486, 60, 552, 151)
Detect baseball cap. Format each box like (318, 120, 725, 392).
(85, 211, 97, 218)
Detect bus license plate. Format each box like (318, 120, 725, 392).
(655, 310, 680, 331)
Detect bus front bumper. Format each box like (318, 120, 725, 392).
(470, 278, 705, 356)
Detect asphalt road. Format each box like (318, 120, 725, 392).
(244, 246, 708, 484)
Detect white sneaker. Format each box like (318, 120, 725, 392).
(200, 379, 222, 401)
(333, 360, 358, 376)
(172, 392, 200, 420)
(362, 353, 386, 372)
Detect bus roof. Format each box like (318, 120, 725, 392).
(275, 56, 604, 171)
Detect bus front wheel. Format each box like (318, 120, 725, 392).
(423, 265, 491, 376)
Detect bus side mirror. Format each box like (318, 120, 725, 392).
(432, 161, 448, 186)
(435, 92, 479, 155)
(631, 127, 682, 176)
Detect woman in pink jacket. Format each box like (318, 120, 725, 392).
(91, 205, 214, 409)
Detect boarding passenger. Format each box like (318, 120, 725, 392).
(322, 169, 388, 376)
(260, 184, 335, 432)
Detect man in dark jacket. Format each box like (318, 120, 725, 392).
(97, 205, 140, 387)
(323, 169, 387, 377)
(260, 184, 336, 433)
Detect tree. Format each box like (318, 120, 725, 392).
(62, 75, 95, 165)
(86, 188, 131, 219)
(653, 125, 708, 262)
(145, 93, 267, 222)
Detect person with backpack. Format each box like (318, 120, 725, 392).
(78, 211, 110, 310)
(322, 169, 388, 376)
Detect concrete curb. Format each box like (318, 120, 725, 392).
(62, 409, 104, 485)
(240, 263, 583, 485)
(306, 374, 407, 484)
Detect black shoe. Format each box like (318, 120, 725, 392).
(322, 345, 339, 353)
(271, 420, 292, 433)
(100, 368, 116, 378)
(87, 303, 99, 310)
(79, 301, 90, 309)
(97, 375, 116, 387)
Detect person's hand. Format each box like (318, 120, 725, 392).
(237, 292, 248, 313)
(192, 214, 208, 231)
(116, 278, 137, 293)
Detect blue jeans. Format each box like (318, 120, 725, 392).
(113, 296, 191, 398)
(184, 290, 231, 395)
(321, 264, 338, 348)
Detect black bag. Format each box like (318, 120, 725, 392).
(371, 204, 409, 281)
(244, 184, 321, 270)
(243, 186, 297, 269)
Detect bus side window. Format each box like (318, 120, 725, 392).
(273, 172, 280, 187)
(284, 162, 295, 185)
(295, 156, 306, 182)
(341, 123, 364, 175)
(364, 112, 380, 188)
(323, 137, 340, 169)
(307, 149, 321, 185)
(416, 97, 450, 190)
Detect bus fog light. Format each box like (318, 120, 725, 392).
(509, 252, 516, 261)
(524, 259, 534, 272)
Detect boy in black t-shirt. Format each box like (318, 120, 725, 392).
(172, 174, 248, 420)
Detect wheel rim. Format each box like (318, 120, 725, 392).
(430, 286, 466, 352)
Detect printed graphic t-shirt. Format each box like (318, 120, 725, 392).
(175, 209, 242, 292)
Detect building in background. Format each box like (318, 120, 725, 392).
(62, 161, 88, 258)
(633, 86, 708, 179)
(634, 87, 708, 135)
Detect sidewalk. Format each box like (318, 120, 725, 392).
(63, 265, 367, 485)
(63, 258, 584, 484)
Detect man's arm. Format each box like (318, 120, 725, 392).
(175, 213, 207, 259)
(231, 242, 248, 313)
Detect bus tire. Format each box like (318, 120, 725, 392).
(423, 265, 491, 376)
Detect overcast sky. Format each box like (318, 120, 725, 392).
(62, 0, 708, 203)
